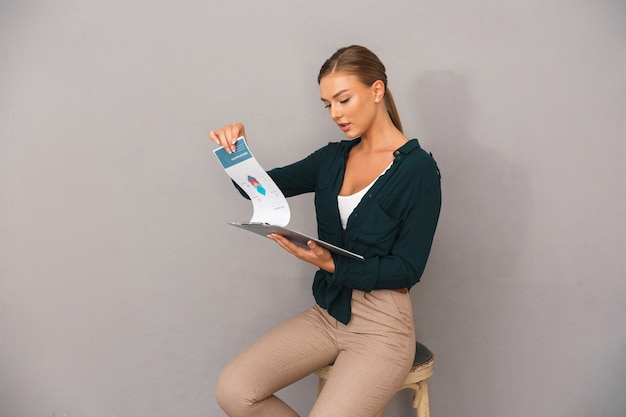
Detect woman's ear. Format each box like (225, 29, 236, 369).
(372, 79, 385, 103)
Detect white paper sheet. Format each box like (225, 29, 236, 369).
(213, 137, 291, 226)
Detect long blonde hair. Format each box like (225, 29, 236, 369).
(318, 45, 403, 133)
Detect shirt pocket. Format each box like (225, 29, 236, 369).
(352, 202, 401, 255)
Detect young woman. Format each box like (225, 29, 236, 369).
(210, 45, 441, 417)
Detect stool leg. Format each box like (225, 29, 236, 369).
(413, 381, 430, 417)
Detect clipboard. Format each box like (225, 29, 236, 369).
(229, 222, 364, 261)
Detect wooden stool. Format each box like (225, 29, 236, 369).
(314, 341, 434, 417)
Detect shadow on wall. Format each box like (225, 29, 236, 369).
(410, 71, 532, 414)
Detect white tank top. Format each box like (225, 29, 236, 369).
(337, 163, 392, 229)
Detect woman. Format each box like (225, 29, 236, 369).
(210, 45, 441, 417)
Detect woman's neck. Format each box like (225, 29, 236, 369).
(359, 119, 407, 153)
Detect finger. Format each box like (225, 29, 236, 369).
(307, 240, 322, 256)
(227, 124, 244, 152)
(224, 126, 234, 149)
(307, 241, 330, 259)
(209, 130, 218, 144)
(211, 129, 227, 149)
(269, 233, 292, 249)
(209, 130, 226, 147)
(269, 233, 302, 256)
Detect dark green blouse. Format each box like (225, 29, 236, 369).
(268, 138, 442, 324)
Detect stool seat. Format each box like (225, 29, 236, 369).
(314, 341, 434, 417)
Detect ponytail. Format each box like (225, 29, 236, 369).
(384, 88, 403, 133)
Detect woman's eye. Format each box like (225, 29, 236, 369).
(323, 98, 349, 109)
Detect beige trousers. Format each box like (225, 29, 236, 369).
(216, 289, 415, 417)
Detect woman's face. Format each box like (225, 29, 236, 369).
(319, 71, 378, 139)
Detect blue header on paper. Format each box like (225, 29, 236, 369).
(213, 138, 252, 169)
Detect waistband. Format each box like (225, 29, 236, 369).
(391, 288, 408, 294)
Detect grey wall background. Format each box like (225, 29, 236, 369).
(1, 1, 625, 416)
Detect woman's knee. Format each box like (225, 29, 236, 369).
(216, 364, 246, 413)
(216, 363, 261, 415)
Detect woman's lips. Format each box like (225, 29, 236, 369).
(338, 123, 351, 132)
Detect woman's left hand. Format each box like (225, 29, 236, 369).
(268, 233, 335, 273)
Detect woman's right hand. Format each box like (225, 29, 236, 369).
(209, 122, 246, 154)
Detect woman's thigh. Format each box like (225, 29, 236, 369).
(310, 290, 416, 417)
(216, 305, 339, 405)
